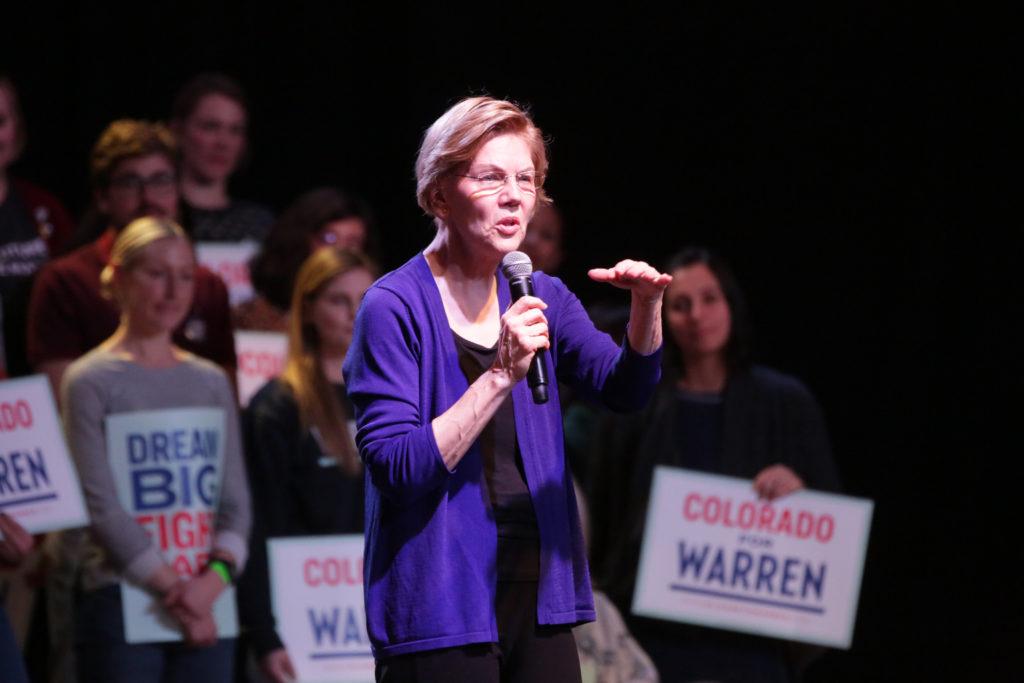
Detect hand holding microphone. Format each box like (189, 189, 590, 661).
(500, 251, 550, 404)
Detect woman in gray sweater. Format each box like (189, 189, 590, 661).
(61, 216, 251, 682)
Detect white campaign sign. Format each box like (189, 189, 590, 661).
(235, 331, 288, 408)
(633, 466, 873, 649)
(0, 375, 89, 534)
(195, 241, 259, 307)
(105, 407, 238, 643)
(268, 535, 373, 683)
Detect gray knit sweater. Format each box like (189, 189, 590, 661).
(61, 348, 251, 591)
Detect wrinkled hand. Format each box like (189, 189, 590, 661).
(0, 513, 35, 567)
(261, 648, 297, 683)
(753, 464, 805, 501)
(495, 295, 549, 383)
(588, 259, 672, 304)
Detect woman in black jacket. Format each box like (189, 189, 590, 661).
(237, 247, 375, 683)
(589, 247, 841, 683)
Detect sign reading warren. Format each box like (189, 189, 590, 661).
(0, 375, 88, 533)
(633, 466, 873, 649)
(106, 408, 238, 643)
(269, 535, 373, 683)
(235, 331, 288, 408)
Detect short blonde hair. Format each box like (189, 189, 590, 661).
(415, 96, 550, 221)
(100, 217, 190, 300)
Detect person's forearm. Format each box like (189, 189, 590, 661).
(432, 368, 515, 470)
(626, 295, 663, 355)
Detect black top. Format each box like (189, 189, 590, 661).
(237, 378, 364, 656)
(672, 388, 725, 473)
(0, 189, 49, 376)
(452, 331, 539, 581)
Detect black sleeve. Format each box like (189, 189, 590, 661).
(236, 381, 300, 657)
(783, 381, 842, 494)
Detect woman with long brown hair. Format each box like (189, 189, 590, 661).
(237, 247, 376, 683)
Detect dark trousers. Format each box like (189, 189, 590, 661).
(75, 585, 235, 683)
(375, 581, 582, 683)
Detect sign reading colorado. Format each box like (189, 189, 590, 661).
(269, 535, 373, 683)
(633, 466, 873, 649)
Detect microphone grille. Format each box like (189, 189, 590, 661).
(501, 251, 534, 279)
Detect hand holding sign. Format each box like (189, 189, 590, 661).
(753, 464, 805, 501)
(261, 648, 298, 683)
(0, 513, 35, 566)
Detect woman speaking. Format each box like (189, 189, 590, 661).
(344, 96, 670, 682)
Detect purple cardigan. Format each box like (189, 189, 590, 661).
(343, 254, 661, 658)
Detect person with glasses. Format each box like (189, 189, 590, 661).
(236, 187, 376, 332)
(344, 96, 671, 682)
(26, 119, 236, 397)
(237, 247, 376, 682)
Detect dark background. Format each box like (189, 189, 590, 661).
(3, 4, 1016, 680)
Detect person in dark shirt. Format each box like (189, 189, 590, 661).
(238, 247, 375, 683)
(26, 119, 236, 396)
(589, 247, 841, 683)
(170, 73, 273, 243)
(0, 73, 75, 377)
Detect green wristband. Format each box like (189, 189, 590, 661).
(208, 559, 232, 585)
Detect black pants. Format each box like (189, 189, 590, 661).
(375, 581, 582, 683)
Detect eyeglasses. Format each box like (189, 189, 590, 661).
(458, 170, 541, 194)
(108, 172, 177, 195)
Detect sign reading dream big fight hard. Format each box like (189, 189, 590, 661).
(195, 241, 259, 307)
(106, 408, 238, 643)
(0, 375, 88, 534)
(633, 466, 873, 649)
(235, 331, 288, 408)
(269, 535, 373, 683)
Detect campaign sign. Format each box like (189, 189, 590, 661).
(0, 375, 88, 533)
(195, 241, 259, 307)
(235, 331, 288, 408)
(105, 408, 238, 643)
(268, 535, 373, 683)
(633, 466, 873, 649)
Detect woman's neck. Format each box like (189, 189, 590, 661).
(103, 323, 180, 368)
(424, 228, 500, 345)
(679, 353, 728, 393)
(0, 172, 9, 204)
(181, 171, 229, 210)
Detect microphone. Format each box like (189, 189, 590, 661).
(500, 251, 549, 404)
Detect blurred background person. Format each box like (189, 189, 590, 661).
(236, 187, 375, 332)
(61, 216, 250, 682)
(589, 247, 841, 683)
(170, 73, 273, 243)
(520, 202, 564, 276)
(25, 120, 236, 683)
(0, 73, 75, 378)
(237, 247, 375, 683)
(1, 513, 38, 683)
(27, 119, 236, 397)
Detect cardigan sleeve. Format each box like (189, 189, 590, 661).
(343, 286, 450, 505)
(547, 276, 662, 412)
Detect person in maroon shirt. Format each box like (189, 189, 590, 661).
(26, 119, 236, 396)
